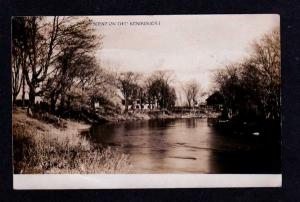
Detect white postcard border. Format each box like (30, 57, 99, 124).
(14, 174, 281, 189)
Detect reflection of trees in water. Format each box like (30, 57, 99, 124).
(148, 119, 175, 128)
(185, 118, 197, 128)
(123, 121, 148, 130)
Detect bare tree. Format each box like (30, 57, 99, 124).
(184, 80, 201, 108)
(151, 70, 174, 84)
(41, 17, 100, 113)
(117, 71, 141, 112)
(11, 47, 24, 105)
(146, 71, 177, 110)
(12, 17, 27, 105)
(13, 16, 61, 111)
(250, 28, 280, 120)
(86, 66, 117, 111)
(213, 27, 280, 120)
(214, 65, 242, 118)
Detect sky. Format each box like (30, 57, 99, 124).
(90, 14, 279, 98)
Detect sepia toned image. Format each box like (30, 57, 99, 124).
(12, 15, 281, 188)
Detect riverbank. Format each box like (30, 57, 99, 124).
(13, 109, 130, 174)
(99, 110, 212, 123)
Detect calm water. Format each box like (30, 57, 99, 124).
(90, 118, 280, 173)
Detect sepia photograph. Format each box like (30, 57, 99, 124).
(12, 15, 281, 188)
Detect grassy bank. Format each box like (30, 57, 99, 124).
(13, 109, 130, 174)
(102, 110, 208, 122)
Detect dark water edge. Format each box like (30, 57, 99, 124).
(208, 145, 281, 174)
(208, 118, 281, 173)
(87, 117, 281, 174)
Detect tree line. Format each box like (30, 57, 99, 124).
(213, 28, 280, 121)
(12, 17, 100, 114)
(12, 16, 188, 117)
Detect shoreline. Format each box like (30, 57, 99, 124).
(12, 108, 219, 174)
(13, 109, 130, 174)
(97, 110, 215, 124)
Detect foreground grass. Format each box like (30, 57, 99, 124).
(13, 110, 130, 174)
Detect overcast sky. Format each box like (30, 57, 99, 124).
(90, 15, 279, 101)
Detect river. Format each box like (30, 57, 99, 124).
(89, 118, 280, 174)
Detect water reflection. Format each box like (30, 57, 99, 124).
(148, 118, 175, 128)
(185, 118, 197, 128)
(90, 118, 280, 173)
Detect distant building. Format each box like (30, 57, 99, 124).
(206, 91, 224, 111)
(120, 98, 159, 110)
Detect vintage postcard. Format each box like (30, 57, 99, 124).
(12, 14, 281, 189)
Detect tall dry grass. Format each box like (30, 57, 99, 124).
(13, 110, 130, 174)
